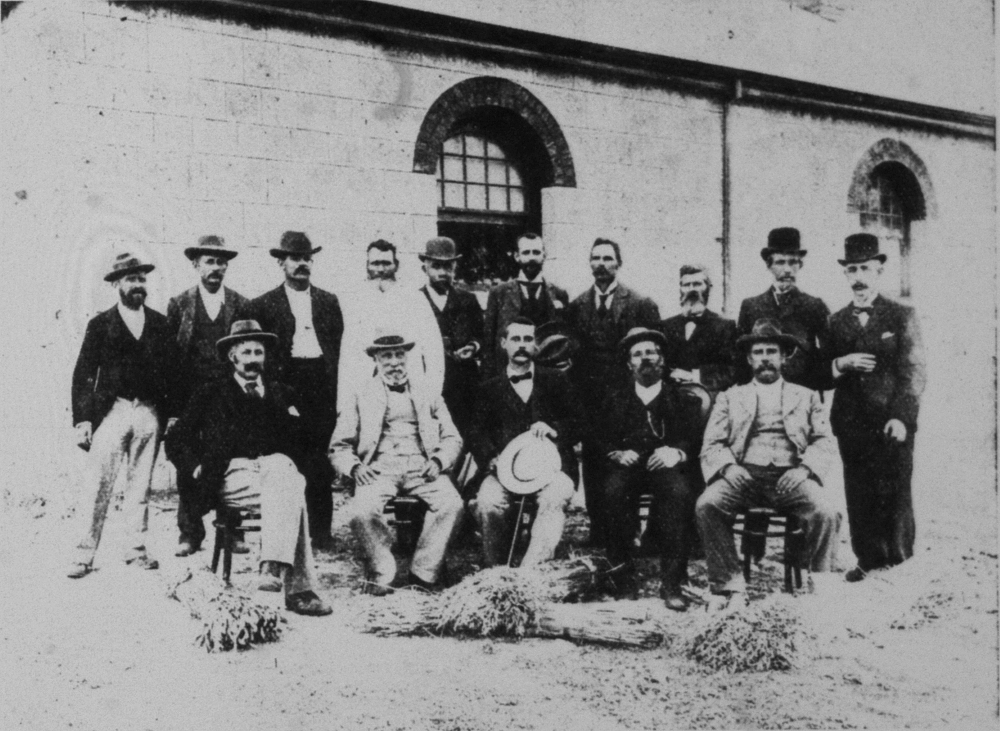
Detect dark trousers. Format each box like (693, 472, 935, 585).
(604, 463, 695, 575)
(285, 358, 337, 541)
(581, 445, 609, 545)
(838, 431, 915, 571)
(176, 467, 208, 547)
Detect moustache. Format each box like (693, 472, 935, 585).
(207, 272, 222, 279)
(851, 282, 868, 290)
(294, 266, 310, 275)
(513, 349, 531, 358)
(126, 289, 147, 298)
(682, 290, 706, 305)
(754, 364, 777, 373)
(243, 362, 263, 373)
(778, 274, 795, 281)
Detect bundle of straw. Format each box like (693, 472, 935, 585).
(437, 567, 549, 637)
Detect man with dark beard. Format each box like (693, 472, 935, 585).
(696, 320, 840, 609)
(659, 264, 737, 395)
(825, 234, 926, 582)
(68, 252, 180, 578)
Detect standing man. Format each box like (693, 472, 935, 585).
(468, 317, 584, 567)
(482, 233, 568, 377)
(569, 237, 661, 547)
(418, 236, 483, 438)
(68, 252, 179, 578)
(659, 264, 738, 395)
(697, 320, 840, 607)
(593, 328, 699, 610)
(826, 234, 926, 582)
(243, 231, 344, 549)
(737, 228, 830, 391)
(330, 332, 464, 595)
(166, 235, 246, 557)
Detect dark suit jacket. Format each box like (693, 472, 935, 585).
(468, 366, 585, 479)
(483, 279, 568, 375)
(826, 295, 926, 436)
(736, 287, 831, 391)
(71, 305, 179, 430)
(166, 285, 248, 353)
(241, 285, 344, 391)
(659, 310, 738, 393)
(165, 376, 305, 507)
(421, 285, 483, 422)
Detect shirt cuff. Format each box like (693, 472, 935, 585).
(831, 360, 843, 379)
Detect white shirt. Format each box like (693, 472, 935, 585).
(198, 283, 224, 321)
(234, 373, 264, 398)
(507, 364, 535, 403)
(753, 376, 784, 413)
(634, 380, 662, 406)
(516, 272, 545, 299)
(593, 279, 619, 308)
(283, 284, 324, 358)
(117, 302, 145, 340)
(424, 284, 449, 312)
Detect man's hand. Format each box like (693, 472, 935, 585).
(193, 465, 202, 480)
(353, 464, 381, 486)
(75, 422, 92, 451)
(646, 446, 684, 471)
(723, 464, 753, 490)
(453, 344, 477, 361)
(529, 421, 558, 440)
(884, 419, 907, 443)
(420, 458, 442, 481)
(836, 353, 877, 373)
(608, 450, 640, 467)
(670, 368, 696, 384)
(775, 466, 810, 494)
(164, 417, 178, 436)
(487, 457, 499, 474)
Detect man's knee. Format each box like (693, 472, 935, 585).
(696, 480, 729, 520)
(536, 472, 573, 513)
(350, 481, 394, 522)
(800, 480, 838, 523)
(475, 476, 507, 518)
(425, 476, 463, 516)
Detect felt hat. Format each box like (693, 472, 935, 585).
(618, 327, 668, 357)
(496, 431, 563, 496)
(216, 319, 277, 359)
(185, 234, 238, 261)
(365, 330, 416, 357)
(534, 321, 579, 369)
(270, 231, 322, 258)
(418, 236, 462, 261)
(760, 227, 806, 261)
(104, 252, 155, 282)
(735, 318, 803, 352)
(838, 233, 887, 265)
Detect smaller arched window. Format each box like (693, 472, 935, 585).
(858, 163, 921, 299)
(438, 133, 526, 215)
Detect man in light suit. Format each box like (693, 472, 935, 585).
(482, 233, 569, 377)
(330, 332, 464, 595)
(697, 319, 841, 605)
(166, 235, 247, 556)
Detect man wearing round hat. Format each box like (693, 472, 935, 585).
(243, 231, 344, 548)
(826, 234, 926, 582)
(330, 330, 463, 594)
(166, 320, 331, 615)
(418, 236, 483, 439)
(592, 327, 700, 610)
(165, 235, 248, 557)
(697, 319, 841, 606)
(68, 252, 180, 578)
(468, 317, 585, 568)
(736, 228, 831, 391)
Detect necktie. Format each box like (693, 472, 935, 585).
(597, 293, 609, 316)
(523, 282, 541, 301)
(509, 372, 533, 384)
(387, 383, 407, 393)
(244, 381, 261, 398)
(853, 306, 873, 327)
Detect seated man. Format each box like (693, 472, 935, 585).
(593, 327, 699, 611)
(167, 320, 331, 616)
(330, 332, 463, 595)
(468, 317, 584, 567)
(697, 319, 841, 607)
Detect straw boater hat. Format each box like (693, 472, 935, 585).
(760, 227, 807, 262)
(534, 320, 579, 369)
(216, 320, 278, 360)
(104, 252, 155, 282)
(185, 234, 238, 261)
(365, 330, 416, 357)
(270, 230, 322, 259)
(735, 318, 803, 353)
(496, 431, 562, 496)
(618, 327, 669, 358)
(418, 236, 462, 262)
(838, 233, 887, 266)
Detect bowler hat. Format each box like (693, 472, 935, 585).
(216, 319, 278, 359)
(534, 321, 579, 369)
(270, 231, 322, 259)
(365, 329, 416, 357)
(838, 233, 887, 266)
(185, 234, 238, 261)
(104, 252, 155, 282)
(418, 236, 462, 262)
(760, 227, 807, 262)
(735, 318, 803, 352)
(618, 327, 669, 357)
(496, 431, 563, 496)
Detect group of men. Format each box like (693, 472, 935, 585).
(67, 224, 925, 616)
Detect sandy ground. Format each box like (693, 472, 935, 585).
(0, 462, 996, 730)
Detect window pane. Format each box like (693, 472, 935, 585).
(442, 156, 464, 182)
(466, 157, 486, 184)
(509, 188, 525, 212)
(466, 184, 486, 210)
(443, 136, 462, 155)
(487, 160, 508, 185)
(508, 166, 522, 187)
(444, 182, 465, 208)
(487, 186, 508, 211)
(486, 141, 504, 159)
(465, 134, 486, 158)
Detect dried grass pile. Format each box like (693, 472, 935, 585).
(683, 596, 812, 672)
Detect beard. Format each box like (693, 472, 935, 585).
(519, 261, 542, 280)
(379, 365, 407, 385)
(120, 289, 146, 309)
(753, 364, 780, 384)
(430, 278, 451, 294)
(681, 290, 708, 307)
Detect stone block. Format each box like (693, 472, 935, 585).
(83, 12, 148, 72)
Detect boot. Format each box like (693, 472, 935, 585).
(659, 558, 689, 612)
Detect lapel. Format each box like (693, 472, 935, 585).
(274, 286, 296, 337)
(360, 378, 389, 455)
(610, 283, 630, 323)
(420, 285, 447, 319)
(500, 375, 529, 416)
(309, 287, 326, 337)
(504, 281, 523, 319)
(864, 295, 890, 338)
(221, 287, 238, 328)
(178, 287, 197, 347)
(733, 384, 758, 453)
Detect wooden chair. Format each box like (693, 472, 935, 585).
(731, 507, 805, 593)
(211, 505, 261, 585)
(383, 495, 428, 554)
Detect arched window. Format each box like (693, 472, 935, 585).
(857, 162, 922, 298)
(438, 132, 526, 216)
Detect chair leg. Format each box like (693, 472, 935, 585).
(784, 561, 793, 593)
(211, 526, 223, 574)
(222, 527, 234, 585)
(795, 567, 803, 590)
(742, 546, 752, 584)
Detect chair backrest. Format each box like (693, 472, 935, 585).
(677, 382, 713, 431)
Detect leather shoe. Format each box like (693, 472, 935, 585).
(175, 541, 200, 557)
(231, 538, 250, 555)
(363, 582, 395, 597)
(126, 554, 159, 570)
(285, 591, 333, 616)
(660, 584, 688, 612)
(67, 562, 92, 579)
(258, 560, 286, 592)
(406, 572, 440, 592)
(845, 566, 868, 583)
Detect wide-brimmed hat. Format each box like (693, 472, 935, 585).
(618, 327, 668, 357)
(838, 233, 887, 266)
(185, 234, 238, 261)
(418, 236, 462, 262)
(735, 318, 803, 352)
(216, 319, 278, 359)
(760, 227, 807, 262)
(365, 330, 416, 357)
(104, 252, 155, 282)
(534, 320, 579, 368)
(270, 231, 322, 259)
(496, 431, 562, 496)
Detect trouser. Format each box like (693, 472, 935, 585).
(476, 472, 574, 567)
(74, 398, 160, 566)
(604, 464, 695, 579)
(838, 432, 915, 572)
(696, 464, 841, 593)
(222, 455, 316, 595)
(349, 455, 464, 585)
(176, 467, 207, 548)
(284, 358, 337, 541)
(581, 444, 609, 545)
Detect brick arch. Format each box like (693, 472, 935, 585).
(412, 76, 576, 187)
(847, 138, 936, 219)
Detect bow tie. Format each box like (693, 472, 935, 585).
(386, 383, 407, 393)
(509, 372, 533, 384)
(852, 306, 874, 315)
(243, 381, 262, 398)
(683, 313, 702, 323)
